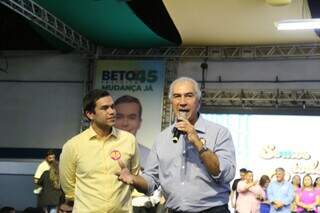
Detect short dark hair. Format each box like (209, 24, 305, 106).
(259, 175, 270, 187)
(82, 89, 111, 118)
(58, 193, 74, 209)
(0, 206, 15, 213)
(245, 170, 253, 174)
(46, 149, 55, 157)
(114, 95, 142, 118)
(239, 168, 247, 173)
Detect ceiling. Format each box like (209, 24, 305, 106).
(165, 0, 319, 45)
(1, 0, 320, 51)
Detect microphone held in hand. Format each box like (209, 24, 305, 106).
(172, 127, 181, 143)
(172, 111, 187, 143)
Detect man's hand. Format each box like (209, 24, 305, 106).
(115, 160, 149, 193)
(115, 159, 134, 185)
(176, 116, 221, 176)
(175, 117, 199, 145)
(272, 201, 284, 209)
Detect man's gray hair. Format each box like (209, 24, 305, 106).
(168, 77, 201, 100)
(276, 167, 285, 173)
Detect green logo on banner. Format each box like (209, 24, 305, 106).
(101, 70, 158, 92)
(102, 70, 157, 83)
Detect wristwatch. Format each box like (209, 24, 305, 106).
(198, 138, 209, 155)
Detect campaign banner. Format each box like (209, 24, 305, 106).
(95, 60, 165, 148)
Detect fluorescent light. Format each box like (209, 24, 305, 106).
(275, 19, 320, 30)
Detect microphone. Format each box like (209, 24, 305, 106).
(172, 111, 187, 143)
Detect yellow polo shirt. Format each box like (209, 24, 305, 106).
(60, 126, 140, 213)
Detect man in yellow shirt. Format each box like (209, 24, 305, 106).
(59, 89, 140, 213)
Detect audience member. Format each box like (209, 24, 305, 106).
(34, 150, 56, 194)
(56, 195, 73, 213)
(230, 168, 247, 212)
(37, 161, 61, 213)
(259, 175, 271, 213)
(267, 167, 295, 213)
(295, 174, 319, 213)
(313, 177, 320, 192)
(236, 170, 265, 213)
(291, 175, 302, 213)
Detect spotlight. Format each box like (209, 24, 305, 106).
(201, 62, 208, 70)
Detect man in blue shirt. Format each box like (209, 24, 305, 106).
(267, 167, 295, 213)
(117, 77, 236, 213)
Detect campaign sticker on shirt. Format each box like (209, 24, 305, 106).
(110, 150, 121, 160)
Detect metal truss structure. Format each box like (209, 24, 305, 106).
(161, 61, 320, 127)
(99, 44, 320, 60)
(0, 0, 94, 52)
(160, 60, 180, 129)
(162, 88, 320, 127)
(201, 89, 320, 108)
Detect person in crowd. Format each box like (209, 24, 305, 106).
(56, 195, 73, 213)
(267, 167, 295, 213)
(0, 206, 16, 213)
(230, 168, 247, 212)
(37, 161, 61, 213)
(313, 177, 320, 193)
(236, 170, 265, 213)
(57, 203, 72, 213)
(295, 174, 319, 213)
(291, 175, 302, 213)
(59, 89, 140, 212)
(314, 177, 320, 212)
(115, 95, 161, 213)
(34, 150, 56, 194)
(117, 77, 236, 212)
(259, 175, 271, 213)
(292, 175, 302, 190)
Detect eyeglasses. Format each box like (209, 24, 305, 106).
(59, 208, 72, 213)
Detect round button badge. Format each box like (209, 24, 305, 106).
(110, 150, 121, 160)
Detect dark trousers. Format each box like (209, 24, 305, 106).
(168, 204, 230, 213)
